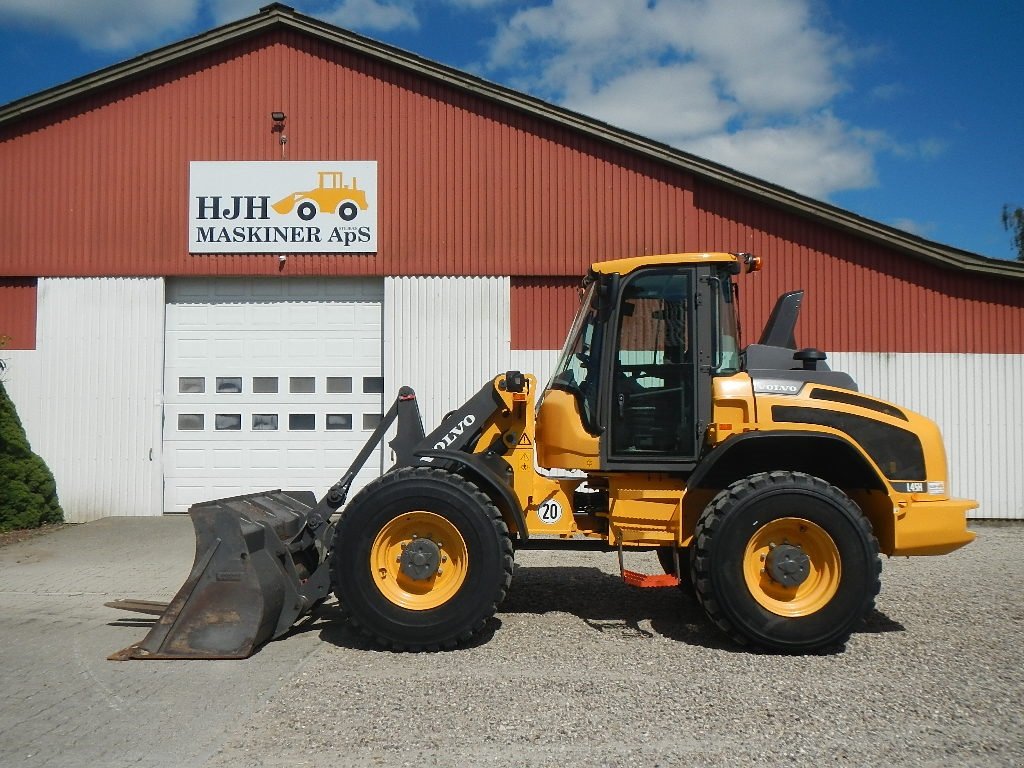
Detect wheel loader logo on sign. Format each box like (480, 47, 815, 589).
(188, 160, 378, 254)
(271, 171, 369, 222)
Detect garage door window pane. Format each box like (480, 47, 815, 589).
(216, 414, 242, 430)
(327, 414, 353, 430)
(363, 413, 382, 430)
(327, 377, 352, 394)
(178, 414, 204, 430)
(178, 377, 205, 394)
(253, 377, 279, 394)
(216, 377, 243, 394)
(363, 376, 384, 393)
(289, 414, 316, 430)
(252, 414, 278, 431)
(290, 377, 316, 394)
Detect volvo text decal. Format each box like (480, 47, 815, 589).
(189, 161, 378, 254)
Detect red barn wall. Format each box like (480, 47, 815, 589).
(1, 28, 1021, 355)
(0, 279, 37, 349)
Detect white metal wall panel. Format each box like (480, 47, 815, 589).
(509, 349, 560, 396)
(3, 278, 164, 522)
(384, 277, 511, 435)
(164, 277, 384, 513)
(828, 353, 1022, 519)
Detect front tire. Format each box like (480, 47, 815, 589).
(331, 466, 513, 651)
(690, 471, 880, 653)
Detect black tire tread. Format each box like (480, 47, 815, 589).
(689, 470, 881, 651)
(330, 466, 513, 652)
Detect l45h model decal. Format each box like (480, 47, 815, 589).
(271, 171, 369, 221)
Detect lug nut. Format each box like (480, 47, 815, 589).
(442, 556, 448, 563)
(437, 568, 444, 576)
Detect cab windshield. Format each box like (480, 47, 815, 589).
(714, 268, 740, 374)
(544, 281, 603, 432)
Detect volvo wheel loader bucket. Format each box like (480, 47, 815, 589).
(108, 490, 327, 660)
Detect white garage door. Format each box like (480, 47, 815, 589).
(164, 277, 385, 513)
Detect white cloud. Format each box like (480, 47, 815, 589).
(0, 0, 200, 50)
(486, 0, 881, 199)
(891, 218, 934, 237)
(564, 63, 736, 143)
(317, 0, 419, 32)
(210, 0, 420, 32)
(0, 0, 421, 50)
(208, 0, 262, 25)
(687, 115, 879, 198)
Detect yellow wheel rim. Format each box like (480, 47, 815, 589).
(743, 517, 841, 617)
(370, 511, 468, 610)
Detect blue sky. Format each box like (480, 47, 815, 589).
(0, 0, 1020, 260)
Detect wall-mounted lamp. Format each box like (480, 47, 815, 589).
(271, 111, 287, 158)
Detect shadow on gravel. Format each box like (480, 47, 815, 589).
(500, 565, 739, 652)
(107, 572, 906, 657)
(313, 604, 502, 652)
(859, 609, 905, 634)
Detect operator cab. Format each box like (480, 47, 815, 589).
(537, 252, 750, 472)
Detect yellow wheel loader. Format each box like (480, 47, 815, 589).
(109, 252, 976, 658)
(271, 171, 368, 221)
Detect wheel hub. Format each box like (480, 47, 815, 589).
(399, 538, 441, 581)
(765, 543, 810, 588)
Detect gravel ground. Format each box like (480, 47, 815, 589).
(205, 522, 1023, 768)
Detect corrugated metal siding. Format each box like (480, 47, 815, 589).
(0, 31, 692, 279)
(695, 183, 1024, 353)
(2, 278, 164, 521)
(384, 276, 510, 433)
(0, 278, 37, 349)
(508, 349, 560, 396)
(508, 246, 1024, 355)
(830, 353, 1024, 519)
(510, 276, 580, 350)
(2, 28, 1020, 355)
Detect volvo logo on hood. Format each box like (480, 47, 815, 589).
(753, 379, 803, 395)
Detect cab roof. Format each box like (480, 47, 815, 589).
(590, 252, 739, 276)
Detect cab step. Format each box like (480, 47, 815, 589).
(621, 570, 680, 589)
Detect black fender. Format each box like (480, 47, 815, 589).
(687, 430, 886, 492)
(415, 450, 529, 542)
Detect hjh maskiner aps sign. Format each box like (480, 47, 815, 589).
(189, 161, 378, 254)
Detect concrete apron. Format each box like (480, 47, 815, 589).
(0, 517, 326, 768)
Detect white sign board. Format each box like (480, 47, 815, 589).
(189, 161, 378, 253)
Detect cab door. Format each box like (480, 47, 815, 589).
(600, 266, 713, 471)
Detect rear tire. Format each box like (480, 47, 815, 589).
(690, 471, 880, 653)
(331, 466, 513, 651)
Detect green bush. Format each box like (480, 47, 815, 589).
(0, 377, 64, 531)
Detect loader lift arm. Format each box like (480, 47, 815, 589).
(305, 372, 528, 540)
(303, 385, 426, 535)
